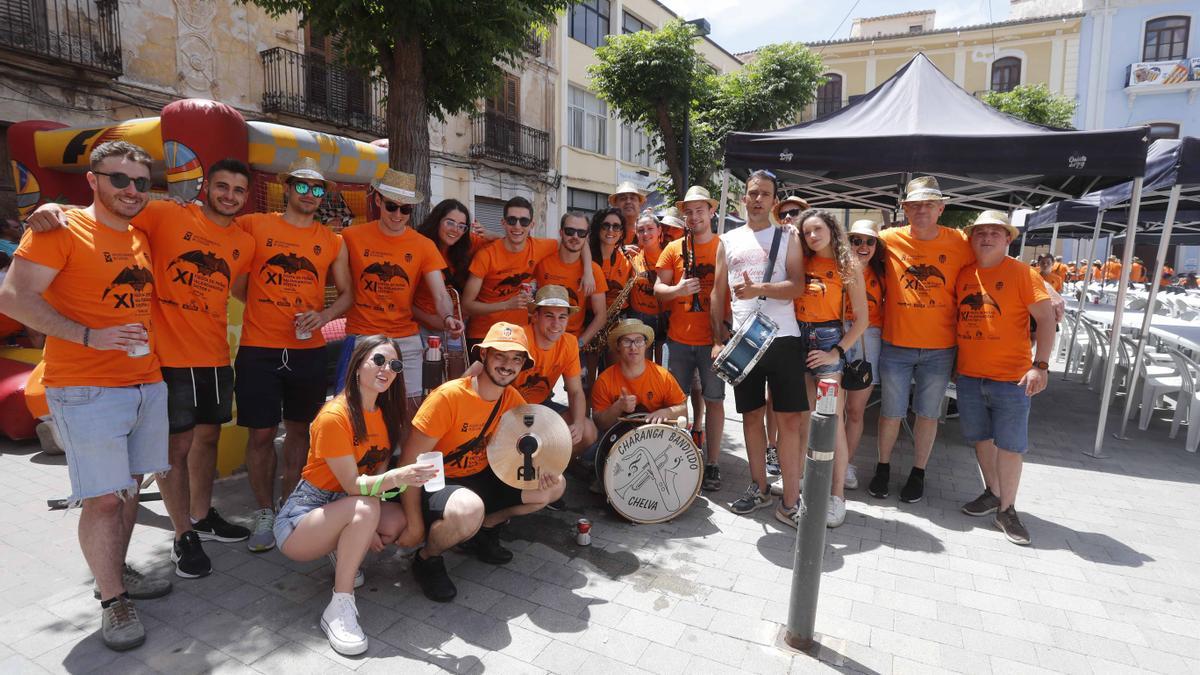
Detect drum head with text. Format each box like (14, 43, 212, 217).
(602, 423, 702, 523)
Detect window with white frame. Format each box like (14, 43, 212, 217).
(623, 11, 651, 34)
(620, 121, 656, 166)
(569, 85, 608, 154)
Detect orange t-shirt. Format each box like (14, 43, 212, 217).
(845, 266, 884, 328)
(133, 201, 254, 368)
(599, 248, 633, 312)
(794, 255, 844, 323)
(657, 236, 720, 346)
(1040, 270, 1064, 292)
(1160, 266, 1174, 286)
(956, 258, 1051, 382)
(1052, 262, 1068, 280)
(1102, 262, 1122, 281)
(15, 210, 162, 387)
(239, 213, 342, 349)
(592, 360, 686, 414)
(342, 222, 445, 337)
(413, 232, 488, 329)
(412, 376, 526, 478)
(466, 237, 558, 339)
(302, 396, 392, 492)
(629, 246, 663, 316)
(514, 323, 582, 404)
(879, 225, 974, 349)
(533, 254, 606, 336)
(1129, 262, 1147, 283)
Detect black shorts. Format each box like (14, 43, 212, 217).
(732, 335, 810, 414)
(162, 366, 235, 434)
(420, 469, 523, 522)
(233, 346, 327, 428)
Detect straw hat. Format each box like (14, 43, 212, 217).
(371, 168, 424, 205)
(964, 210, 1018, 240)
(469, 322, 536, 370)
(608, 181, 647, 207)
(607, 318, 655, 350)
(530, 285, 579, 315)
(658, 206, 686, 231)
(901, 176, 949, 203)
(675, 185, 718, 211)
(770, 195, 811, 225)
(848, 219, 881, 239)
(277, 157, 337, 193)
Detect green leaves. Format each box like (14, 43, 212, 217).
(981, 83, 1077, 130)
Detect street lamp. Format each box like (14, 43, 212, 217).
(681, 18, 710, 192)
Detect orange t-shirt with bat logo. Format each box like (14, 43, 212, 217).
(794, 255, 844, 323)
(879, 225, 974, 349)
(133, 201, 254, 367)
(956, 258, 1050, 382)
(533, 255, 606, 336)
(466, 237, 558, 339)
(592, 360, 686, 414)
(628, 245, 663, 316)
(412, 376, 526, 479)
(302, 396, 393, 491)
(15, 209, 162, 387)
(342, 222, 445, 337)
(238, 213, 342, 350)
(514, 323, 582, 404)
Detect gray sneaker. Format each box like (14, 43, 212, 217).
(247, 508, 276, 553)
(101, 596, 146, 651)
(93, 564, 172, 600)
(730, 483, 773, 515)
(962, 489, 1001, 517)
(994, 506, 1031, 546)
(774, 501, 800, 529)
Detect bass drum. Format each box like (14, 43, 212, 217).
(596, 417, 703, 524)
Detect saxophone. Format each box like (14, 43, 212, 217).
(583, 247, 645, 354)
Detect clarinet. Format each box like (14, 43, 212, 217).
(685, 227, 704, 312)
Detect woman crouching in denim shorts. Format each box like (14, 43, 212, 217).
(793, 209, 869, 528)
(274, 335, 438, 656)
(841, 219, 886, 498)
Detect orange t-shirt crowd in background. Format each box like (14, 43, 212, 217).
(955, 257, 1051, 382)
(134, 200, 254, 368)
(238, 213, 342, 350)
(302, 397, 392, 492)
(514, 324, 582, 404)
(1040, 269, 1064, 292)
(879, 225, 974, 349)
(794, 255, 844, 323)
(412, 232, 488, 327)
(466, 238, 558, 339)
(341, 222, 445, 337)
(15, 209, 162, 387)
(657, 236, 720, 346)
(533, 256, 606, 336)
(592, 361, 686, 414)
(412, 376, 526, 478)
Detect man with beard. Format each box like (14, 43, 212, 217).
(399, 322, 564, 602)
(592, 318, 687, 432)
(609, 181, 646, 246)
(235, 158, 353, 553)
(0, 141, 171, 650)
(533, 212, 607, 345)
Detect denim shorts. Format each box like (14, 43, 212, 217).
(801, 321, 844, 376)
(666, 340, 725, 401)
(878, 342, 957, 419)
(274, 479, 343, 549)
(844, 325, 882, 384)
(333, 333, 424, 397)
(45, 382, 169, 506)
(955, 376, 1031, 454)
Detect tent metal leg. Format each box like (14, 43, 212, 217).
(717, 170, 731, 236)
(1063, 210, 1107, 380)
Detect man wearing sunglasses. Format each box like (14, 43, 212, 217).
(534, 212, 607, 346)
(234, 157, 354, 554)
(335, 169, 463, 411)
(0, 141, 171, 650)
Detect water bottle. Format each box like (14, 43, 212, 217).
(423, 335, 444, 394)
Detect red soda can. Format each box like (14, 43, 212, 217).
(521, 281, 535, 297)
(815, 378, 839, 415)
(427, 335, 441, 350)
(576, 518, 591, 546)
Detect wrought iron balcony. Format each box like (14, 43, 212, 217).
(469, 111, 551, 172)
(0, 0, 122, 74)
(260, 46, 387, 137)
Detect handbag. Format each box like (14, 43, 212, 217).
(841, 291, 873, 392)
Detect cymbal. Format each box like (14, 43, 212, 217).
(486, 404, 572, 490)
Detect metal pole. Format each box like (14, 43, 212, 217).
(1063, 209, 1107, 379)
(785, 389, 838, 652)
(1050, 222, 1061, 258)
(1117, 184, 1182, 439)
(1089, 177, 1144, 459)
(717, 170, 731, 236)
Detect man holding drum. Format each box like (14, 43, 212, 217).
(592, 318, 688, 432)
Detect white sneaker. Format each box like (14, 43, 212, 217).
(247, 508, 275, 553)
(826, 495, 846, 528)
(328, 552, 365, 589)
(321, 592, 368, 655)
(844, 465, 859, 490)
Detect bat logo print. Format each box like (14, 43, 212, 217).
(496, 273, 531, 290)
(167, 250, 231, 282)
(959, 292, 1001, 314)
(100, 265, 154, 300)
(903, 264, 946, 290)
(362, 262, 410, 284)
(260, 252, 319, 277)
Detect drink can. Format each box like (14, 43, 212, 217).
(126, 323, 150, 357)
(427, 335, 441, 350)
(575, 518, 591, 546)
(815, 378, 839, 415)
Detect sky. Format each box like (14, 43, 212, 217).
(665, 0, 1014, 54)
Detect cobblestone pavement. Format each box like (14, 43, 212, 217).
(2, 366, 1199, 674)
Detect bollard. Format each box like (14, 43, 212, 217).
(784, 380, 839, 651)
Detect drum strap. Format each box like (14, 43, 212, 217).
(754, 227, 784, 311)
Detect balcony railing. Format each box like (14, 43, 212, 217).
(469, 111, 551, 172)
(0, 0, 122, 74)
(260, 46, 387, 137)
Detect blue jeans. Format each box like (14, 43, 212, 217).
(878, 342, 957, 419)
(955, 376, 1032, 454)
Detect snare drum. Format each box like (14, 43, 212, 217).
(712, 312, 779, 386)
(596, 416, 703, 523)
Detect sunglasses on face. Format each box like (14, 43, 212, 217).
(778, 208, 802, 220)
(600, 221, 624, 232)
(382, 200, 413, 215)
(504, 215, 533, 227)
(369, 353, 403, 373)
(95, 171, 150, 193)
(292, 182, 326, 198)
(849, 236, 877, 247)
(562, 226, 588, 239)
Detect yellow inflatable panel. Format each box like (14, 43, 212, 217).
(34, 119, 164, 171)
(0, 347, 42, 365)
(216, 421, 248, 477)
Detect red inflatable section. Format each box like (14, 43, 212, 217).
(6, 120, 81, 218)
(0, 358, 36, 440)
(160, 99, 249, 205)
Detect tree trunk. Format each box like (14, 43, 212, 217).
(654, 101, 686, 201)
(385, 35, 431, 222)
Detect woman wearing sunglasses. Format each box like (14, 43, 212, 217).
(274, 335, 438, 656)
(842, 220, 886, 496)
(627, 210, 671, 363)
(590, 207, 635, 318)
(414, 199, 488, 338)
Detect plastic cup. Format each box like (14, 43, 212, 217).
(294, 314, 312, 341)
(126, 323, 150, 357)
(417, 451, 445, 492)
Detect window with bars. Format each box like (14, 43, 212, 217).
(816, 74, 842, 117)
(623, 11, 651, 34)
(569, 85, 607, 155)
(568, 188, 607, 218)
(569, 0, 610, 49)
(1143, 16, 1190, 61)
(991, 57, 1021, 92)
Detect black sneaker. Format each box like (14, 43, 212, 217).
(765, 447, 781, 477)
(192, 508, 250, 543)
(899, 471, 925, 504)
(867, 465, 890, 499)
(962, 489, 1000, 517)
(702, 464, 721, 492)
(994, 506, 1031, 546)
(462, 526, 513, 565)
(546, 497, 566, 511)
(170, 531, 212, 579)
(411, 549, 456, 602)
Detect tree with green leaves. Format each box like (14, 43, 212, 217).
(589, 21, 824, 200)
(982, 83, 1077, 129)
(242, 0, 571, 216)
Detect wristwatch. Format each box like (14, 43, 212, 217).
(1033, 360, 1049, 370)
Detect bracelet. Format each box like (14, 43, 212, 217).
(82, 327, 90, 347)
(832, 344, 846, 361)
(357, 473, 407, 499)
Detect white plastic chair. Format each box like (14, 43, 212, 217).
(1138, 348, 1190, 433)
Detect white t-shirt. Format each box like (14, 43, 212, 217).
(720, 225, 800, 338)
